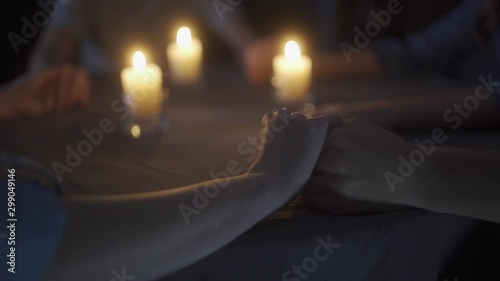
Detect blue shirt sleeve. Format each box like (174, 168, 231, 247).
(374, 0, 485, 78)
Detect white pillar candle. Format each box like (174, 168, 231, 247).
(121, 51, 163, 117)
(167, 27, 203, 85)
(273, 41, 312, 104)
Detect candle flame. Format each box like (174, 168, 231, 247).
(133, 51, 146, 72)
(177, 27, 192, 48)
(284, 41, 301, 61)
(130, 124, 141, 139)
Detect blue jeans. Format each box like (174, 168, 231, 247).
(0, 153, 66, 281)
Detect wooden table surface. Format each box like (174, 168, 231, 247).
(2, 65, 500, 281)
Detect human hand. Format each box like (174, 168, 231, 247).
(248, 109, 342, 197)
(302, 120, 426, 215)
(1, 64, 91, 120)
(242, 38, 275, 86)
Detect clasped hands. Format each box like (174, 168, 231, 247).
(251, 109, 429, 215)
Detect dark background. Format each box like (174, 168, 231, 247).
(0, 0, 461, 84)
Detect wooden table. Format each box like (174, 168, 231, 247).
(2, 65, 499, 280)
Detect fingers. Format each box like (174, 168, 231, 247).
(8, 69, 58, 117)
(263, 108, 296, 124)
(260, 112, 274, 127)
(29, 67, 62, 89)
(56, 64, 75, 112)
(44, 81, 57, 113)
(258, 112, 275, 146)
(71, 68, 91, 108)
(43, 64, 91, 112)
(26, 64, 91, 116)
(262, 110, 342, 130)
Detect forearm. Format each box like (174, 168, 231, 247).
(407, 147, 500, 223)
(45, 173, 293, 280)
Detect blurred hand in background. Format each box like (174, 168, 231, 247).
(0, 64, 91, 120)
(242, 38, 276, 86)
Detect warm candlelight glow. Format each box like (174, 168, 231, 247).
(121, 50, 163, 117)
(133, 51, 146, 72)
(130, 124, 141, 139)
(168, 26, 203, 84)
(285, 41, 301, 61)
(177, 27, 193, 49)
(273, 40, 312, 104)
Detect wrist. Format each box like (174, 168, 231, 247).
(396, 146, 448, 209)
(246, 170, 303, 203)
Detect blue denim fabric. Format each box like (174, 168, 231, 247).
(0, 153, 66, 281)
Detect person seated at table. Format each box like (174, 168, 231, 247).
(300, 1, 500, 221)
(313, 0, 500, 131)
(238, 0, 484, 84)
(301, 0, 500, 218)
(313, 0, 496, 80)
(27, 0, 351, 83)
(28, 0, 261, 73)
(0, 64, 91, 121)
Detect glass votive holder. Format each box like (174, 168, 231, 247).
(271, 76, 316, 112)
(121, 90, 170, 139)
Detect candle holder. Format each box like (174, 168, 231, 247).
(272, 84, 317, 114)
(121, 90, 171, 139)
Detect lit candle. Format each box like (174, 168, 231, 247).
(272, 41, 312, 104)
(121, 51, 163, 117)
(167, 27, 203, 85)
